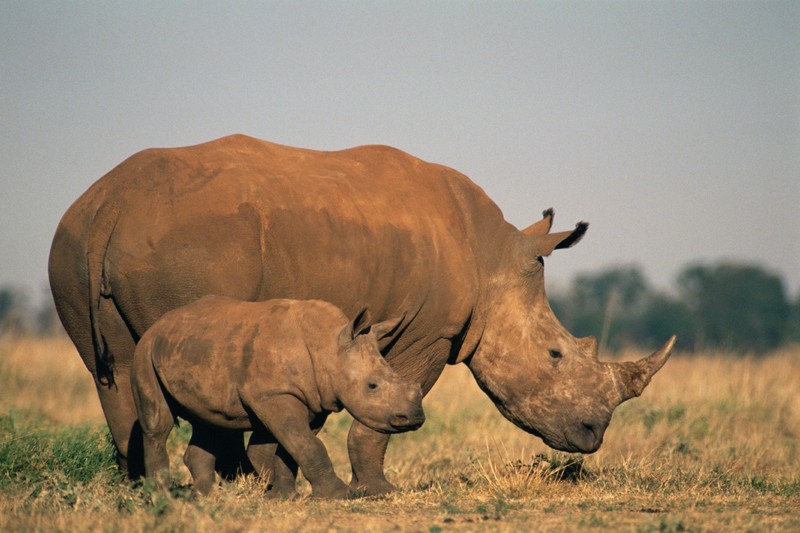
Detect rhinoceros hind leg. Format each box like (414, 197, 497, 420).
(270, 445, 300, 498)
(95, 369, 145, 479)
(212, 430, 252, 480)
(92, 295, 145, 478)
(183, 426, 219, 495)
(132, 358, 174, 485)
(247, 432, 299, 499)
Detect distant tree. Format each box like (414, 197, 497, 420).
(550, 265, 650, 351)
(571, 266, 649, 313)
(677, 263, 790, 353)
(0, 288, 15, 321)
(632, 293, 696, 351)
(784, 292, 800, 344)
(0, 286, 29, 335)
(35, 288, 65, 337)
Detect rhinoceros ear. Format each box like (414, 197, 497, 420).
(339, 307, 372, 345)
(521, 208, 555, 237)
(368, 312, 406, 341)
(527, 221, 589, 258)
(351, 307, 373, 337)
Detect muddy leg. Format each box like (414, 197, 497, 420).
(347, 421, 394, 495)
(212, 430, 251, 480)
(249, 395, 352, 499)
(183, 425, 219, 495)
(94, 296, 145, 478)
(272, 445, 300, 497)
(95, 368, 145, 479)
(130, 351, 174, 486)
(347, 340, 449, 495)
(247, 431, 298, 499)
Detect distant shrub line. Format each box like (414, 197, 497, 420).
(550, 261, 800, 353)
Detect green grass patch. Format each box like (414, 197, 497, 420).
(0, 410, 117, 490)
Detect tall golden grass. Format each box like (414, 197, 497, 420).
(1, 336, 798, 531)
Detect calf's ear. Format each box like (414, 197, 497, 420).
(339, 307, 372, 346)
(352, 307, 373, 337)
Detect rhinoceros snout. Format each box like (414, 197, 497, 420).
(563, 420, 606, 454)
(389, 385, 425, 431)
(389, 411, 425, 431)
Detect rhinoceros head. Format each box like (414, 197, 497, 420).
(466, 209, 676, 453)
(333, 309, 425, 434)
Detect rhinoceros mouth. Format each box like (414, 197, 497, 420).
(354, 412, 426, 435)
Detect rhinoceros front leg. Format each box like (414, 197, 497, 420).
(348, 338, 450, 495)
(249, 395, 353, 499)
(347, 420, 394, 495)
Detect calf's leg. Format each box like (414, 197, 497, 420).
(247, 431, 298, 499)
(130, 355, 172, 486)
(249, 395, 352, 499)
(348, 339, 450, 495)
(183, 425, 219, 495)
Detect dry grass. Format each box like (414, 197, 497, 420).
(1, 336, 799, 531)
(0, 336, 104, 426)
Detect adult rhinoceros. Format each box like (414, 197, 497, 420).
(49, 134, 675, 494)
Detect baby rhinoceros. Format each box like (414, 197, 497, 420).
(131, 296, 425, 499)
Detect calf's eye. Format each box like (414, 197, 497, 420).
(548, 349, 563, 360)
(368, 382, 378, 390)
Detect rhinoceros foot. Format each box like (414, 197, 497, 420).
(311, 477, 357, 499)
(264, 485, 300, 500)
(350, 477, 397, 497)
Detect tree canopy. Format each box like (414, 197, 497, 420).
(550, 262, 797, 354)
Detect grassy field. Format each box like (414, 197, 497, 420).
(1, 335, 798, 531)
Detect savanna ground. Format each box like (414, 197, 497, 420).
(1, 336, 798, 532)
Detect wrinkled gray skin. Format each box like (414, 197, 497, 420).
(132, 296, 424, 498)
(49, 135, 676, 494)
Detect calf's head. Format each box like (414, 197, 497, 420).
(467, 209, 676, 453)
(333, 309, 425, 434)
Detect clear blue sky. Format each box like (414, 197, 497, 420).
(2, 1, 798, 307)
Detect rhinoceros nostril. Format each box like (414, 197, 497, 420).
(390, 414, 414, 428)
(390, 412, 424, 431)
(580, 421, 605, 451)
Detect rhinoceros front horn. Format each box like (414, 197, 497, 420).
(614, 335, 677, 402)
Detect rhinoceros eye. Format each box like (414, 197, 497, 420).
(548, 349, 563, 360)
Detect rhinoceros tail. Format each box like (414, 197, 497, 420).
(87, 202, 120, 386)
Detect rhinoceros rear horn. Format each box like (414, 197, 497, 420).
(616, 335, 677, 401)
